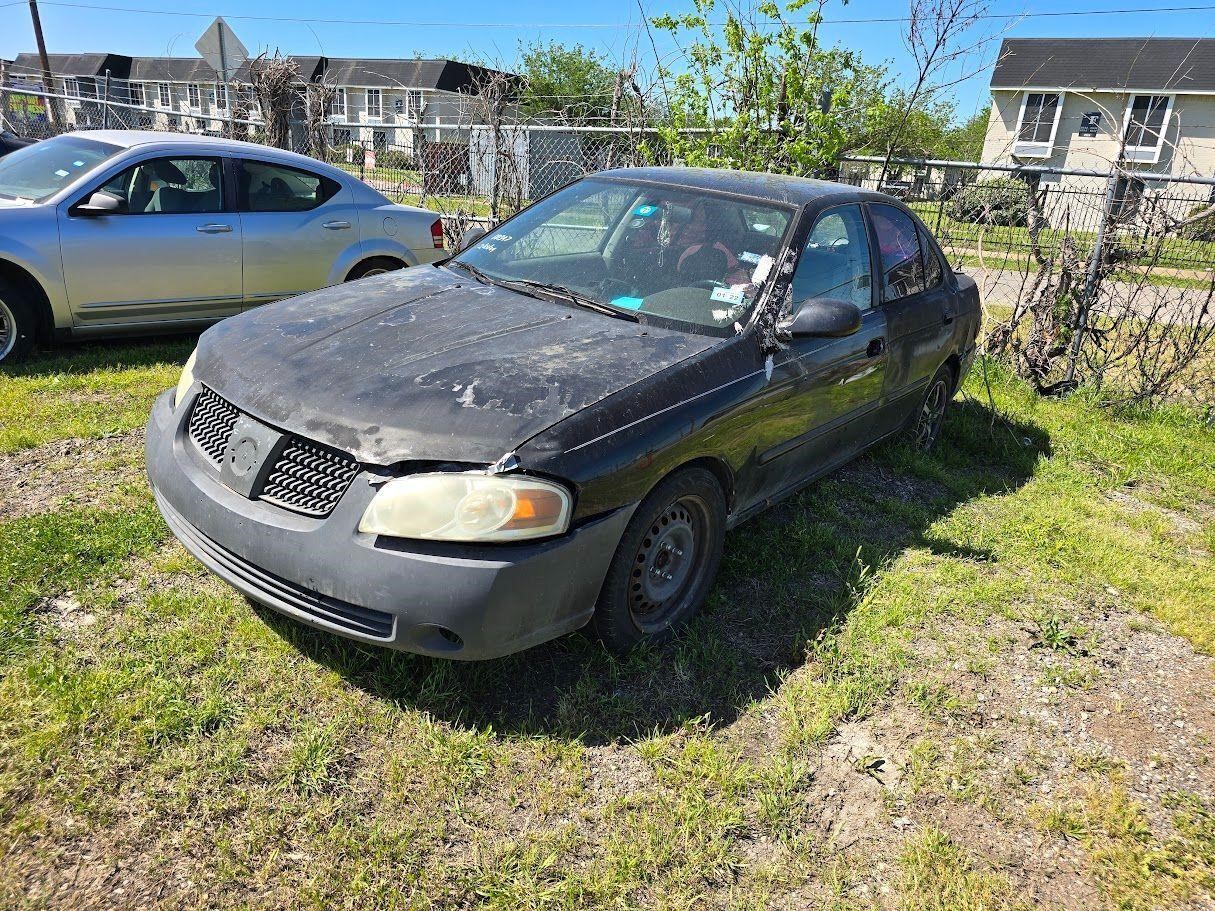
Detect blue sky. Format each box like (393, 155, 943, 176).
(3, 0, 1214, 122)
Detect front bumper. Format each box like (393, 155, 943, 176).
(146, 388, 634, 659)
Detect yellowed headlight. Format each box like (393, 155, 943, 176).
(359, 472, 572, 542)
(174, 349, 197, 409)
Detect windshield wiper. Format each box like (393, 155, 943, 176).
(449, 259, 498, 287)
(499, 278, 640, 322)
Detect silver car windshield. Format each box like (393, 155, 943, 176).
(453, 178, 793, 333)
(0, 136, 121, 203)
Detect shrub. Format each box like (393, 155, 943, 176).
(948, 177, 1031, 227)
(1180, 202, 1215, 242)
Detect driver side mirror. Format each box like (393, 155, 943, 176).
(73, 190, 125, 216)
(776, 297, 863, 341)
(458, 224, 487, 251)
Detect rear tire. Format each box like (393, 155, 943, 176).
(0, 276, 37, 366)
(907, 364, 954, 451)
(592, 467, 726, 655)
(345, 258, 404, 282)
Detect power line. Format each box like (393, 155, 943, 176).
(9, 0, 1215, 28)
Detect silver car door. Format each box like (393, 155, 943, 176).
(235, 158, 360, 308)
(57, 154, 243, 327)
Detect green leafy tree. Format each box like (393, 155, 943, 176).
(651, 0, 887, 175)
(519, 41, 642, 125)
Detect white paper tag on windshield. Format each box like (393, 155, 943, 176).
(751, 254, 775, 285)
(710, 285, 745, 306)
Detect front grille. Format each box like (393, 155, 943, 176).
(157, 491, 394, 640)
(188, 386, 239, 467)
(188, 387, 360, 519)
(259, 437, 360, 518)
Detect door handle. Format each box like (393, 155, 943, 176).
(867, 337, 885, 358)
(322, 220, 351, 230)
(196, 224, 232, 234)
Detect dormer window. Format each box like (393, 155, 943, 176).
(1013, 92, 1062, 158)
(1123, 94, 1172, 163)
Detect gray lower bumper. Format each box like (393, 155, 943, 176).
(146, 388, 634, 660)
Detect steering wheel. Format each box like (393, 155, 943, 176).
(690, 279, 722, 290)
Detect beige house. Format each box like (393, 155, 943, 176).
(980, 37, 1215, 226)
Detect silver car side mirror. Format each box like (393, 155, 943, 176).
(74, 191, 125, 216)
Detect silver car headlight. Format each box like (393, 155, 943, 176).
(174, 348, 198, 409)
(358, 472, 573, 543)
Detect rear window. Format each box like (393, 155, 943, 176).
(237, 160, 340, 212)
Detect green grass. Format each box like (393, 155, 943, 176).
(0, 337, 195, 453)
(2, 350, 1215, 907)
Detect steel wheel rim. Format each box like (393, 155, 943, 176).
(916, 379, 949, 449)
(628, 495, 708, 633)
(0, 298, 15, 362)
(360, 267, 389, 278)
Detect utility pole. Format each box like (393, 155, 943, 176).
(28, 0, 60, 128)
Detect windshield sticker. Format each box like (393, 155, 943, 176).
(739, 251, 761, 265)
(610, 296, 645, 311)
(710, 286, 745, 306)
(54, 169, 70, 178)
(632, 204, 659, 217)
(72, 160, 85, 167)
(491, 233, 512, 241)
(480, 243, 497, 252)
(751, 254, 775, 285)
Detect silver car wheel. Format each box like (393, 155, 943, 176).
(914, 378, 950, 450)
(0, 297, 16, 362)
(360, 268, 389, 277)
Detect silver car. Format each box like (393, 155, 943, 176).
(0, 131, 447, 363)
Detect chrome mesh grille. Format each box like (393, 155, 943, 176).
(259, 438, 360, 518)
(188, 386, 239, 467)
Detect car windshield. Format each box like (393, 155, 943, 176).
(0, 135, 121, 203)
(453, 178, 793, 334)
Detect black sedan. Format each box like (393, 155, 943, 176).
(146, 167, 980, 659)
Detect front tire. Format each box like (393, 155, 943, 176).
(592, 467, 726, 654)
(0, 277, 37, 365)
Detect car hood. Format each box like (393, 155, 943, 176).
(197, 265, 716, 465)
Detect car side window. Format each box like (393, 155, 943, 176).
(95, 156, 224, 215)
(789, 205, 873, 311)
(870, 203, 925, 302)
(238, 160, 340, 212)
(918, 225, 944, 288)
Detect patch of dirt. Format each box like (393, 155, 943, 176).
(0, 430, 146, 520)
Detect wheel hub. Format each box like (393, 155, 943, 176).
(916, 379, 948, 448)
(629, 499, 700, 625)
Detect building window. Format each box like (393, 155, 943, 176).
(63, 77, 80, 100)
(408, 90, 423, 121)
(128, 83, 144, 106)
(332, 127, 352, 146)
(330, 87, 346, 119)
(372, 129, 387, 150)
(1013, 92, 1062, 158)
(366, 88, 382, 120)
(155, 83, 171, 108)
(187, 84, 201, 112)
(1123, 94, 1171, 163)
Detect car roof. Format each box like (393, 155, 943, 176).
(63, 130, 342, 170)
(595, 166, 877, 206)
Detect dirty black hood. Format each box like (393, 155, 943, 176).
(196, 265, 716, 465)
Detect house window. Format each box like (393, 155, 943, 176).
(330, 87, 346, 119)
(128, 83, 144, 106)
(1014, 92, 1062, 158)
(1123, 94, 1171, 163)
(408, 90, 423, 120)
(209, 83, 229, 113)
(332, 127, 352, 146)
(372, 129, 387, 150)
(187, 84, 201, 112)
(366, 88, 382, 119)
(63, 77, 80, 100)
(156, 83, 171, 108)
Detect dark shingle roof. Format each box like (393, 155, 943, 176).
(317, 58, 516, 91)
(10, 52, 131, 79)
(991, 38, 1215, 92)
(129, 56, 254, 83)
